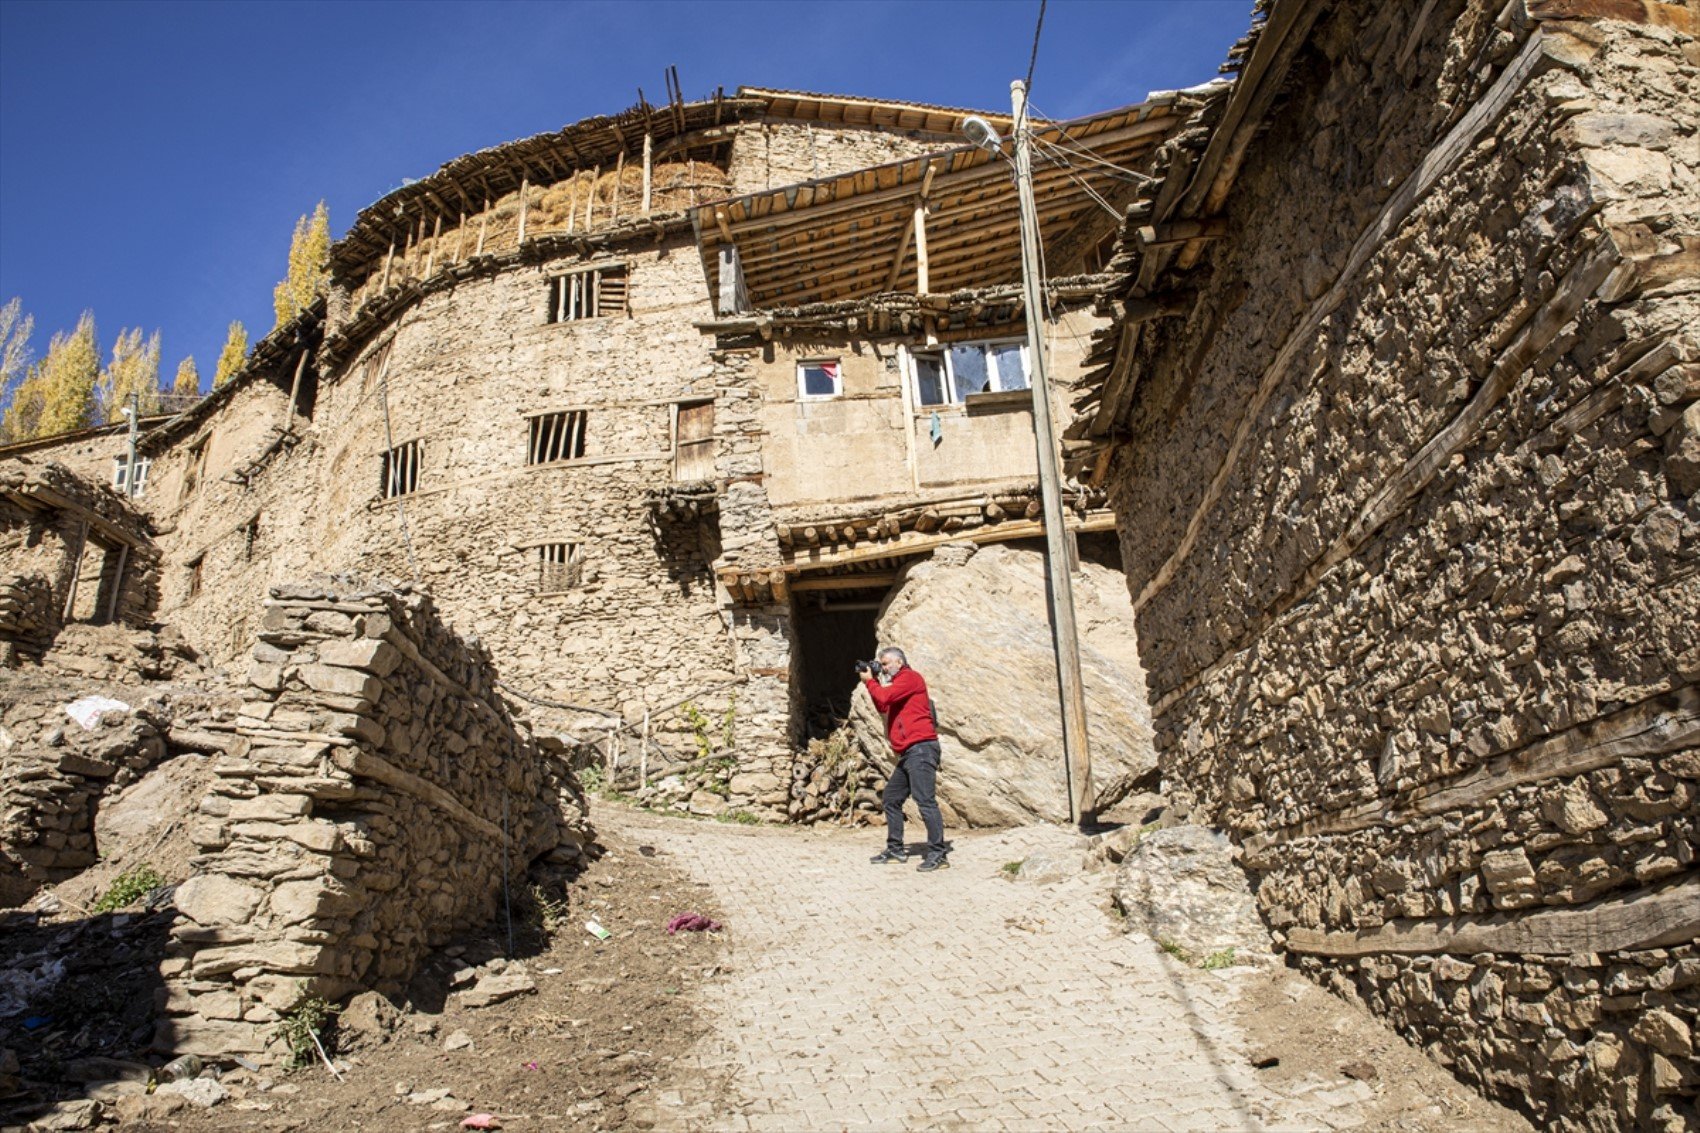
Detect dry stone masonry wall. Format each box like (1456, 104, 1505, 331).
(1, 460, 159, 663)
(1101, 3, 1698, 1130)
(164, 581, 587, 1061)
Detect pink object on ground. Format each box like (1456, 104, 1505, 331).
(667, 912, 722, 934)
(461, 1115, 502, 1130)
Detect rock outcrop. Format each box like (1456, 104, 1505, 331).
(850, 543, 1156, 825)
(1113, 827, 1273, 964)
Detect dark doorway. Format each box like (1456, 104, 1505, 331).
(794, 587, 884, 742)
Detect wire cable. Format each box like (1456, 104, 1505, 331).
(1025, 0, 1048, 94)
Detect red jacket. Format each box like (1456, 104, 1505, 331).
(864, 666, 937, 754)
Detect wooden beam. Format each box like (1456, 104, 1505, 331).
(1285, 876, 1700, 958)
(642, 132, 653, 214)
(913, 202, 930, 295)
(719, 117, 1174, 239)
(517, 178, 529, 245)
(786, 513, 1115, 571)
(789, 573, 897, 592)
(883, 205, 918, 293)
(1244, 686, 1699, 863)
(1135, 218, 1228, 249)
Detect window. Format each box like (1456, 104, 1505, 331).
(186, 556, 203, 599)
(798, 359, 841, 400)
(537, 543, 583, 593)
(909, 340, 1030, 407)
(527, 411, 587, 465)
(112, 455, 151, 498)
(546, 265, 628, 323)
(359, 338, 395, 392)
(180, 436, 209, 501)
(674, 400, 714, 482)
(381, 439, 421, 498)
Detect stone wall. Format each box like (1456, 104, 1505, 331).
(1098, 3, 1698, 1129)
(164, 581, 587, 1060)
(0, 700, 171, 907)
(0, 459, 159, 662)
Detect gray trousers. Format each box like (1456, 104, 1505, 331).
(883, 740, 945, 855)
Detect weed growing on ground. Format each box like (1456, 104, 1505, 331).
(1157, 937, 1193, 964)
(1200, 948, 1238, 970)
(91, 863, 164, 913)
(275, 997, 339, 1069)
(714, 809, 764, 826)
(527, 881, 572, 932)
(1002, 861, 1023, 876)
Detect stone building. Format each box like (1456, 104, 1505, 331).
(5, 86, 1198, 818)
(1067, 1, 1698, 1128)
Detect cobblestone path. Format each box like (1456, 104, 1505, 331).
(609, 807, 1519, 1133)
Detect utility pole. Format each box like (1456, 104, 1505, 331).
(123, 392, 140, 498)
(1010, 79, 1093, 825)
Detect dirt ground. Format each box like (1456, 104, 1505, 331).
(1, 816, 732, 1132)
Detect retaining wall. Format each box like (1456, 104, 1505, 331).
(163, 582, 587, 1060)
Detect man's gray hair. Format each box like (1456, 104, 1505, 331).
(878, 646, 907, 665)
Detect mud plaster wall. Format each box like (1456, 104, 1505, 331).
(1102, 4, 1698, 1131)
(164, 582, 586, 1060)
(748, 311, 1104, 508)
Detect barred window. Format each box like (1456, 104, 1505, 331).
(537, 543, 583, 593)
(546, 265, 628, 323)
(381, 439, 421, 498)
(527, 410, 587, 465)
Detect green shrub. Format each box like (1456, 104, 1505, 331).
(91, 863, 164, 913)
(274, 996, 339, 1069)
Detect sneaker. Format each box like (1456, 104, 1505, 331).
(917, 852, 950, 872)
(869, 849, 908, 865)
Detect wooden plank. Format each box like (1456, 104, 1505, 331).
(786, 513, 1116, 570)
(517, 178, 529, 245)
(1285, 876, 1700, 958)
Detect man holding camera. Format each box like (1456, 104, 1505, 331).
(857, 647, 948, 872)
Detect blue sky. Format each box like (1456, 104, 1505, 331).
(0, 0, 1249, 396)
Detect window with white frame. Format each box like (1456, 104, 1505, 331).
(112, 455, 151, 497)
(797, 359, 841, 400)
(909, 340, 1030, 407)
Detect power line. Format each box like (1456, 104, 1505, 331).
(1025, 0, 1048, 94)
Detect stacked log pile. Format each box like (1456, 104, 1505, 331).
(164, 581, 588, 1061)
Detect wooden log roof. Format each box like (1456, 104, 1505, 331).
(328, 88, 1008, 287)
(691, 92, 1209, 311)
(1062, 0, 1299, 479)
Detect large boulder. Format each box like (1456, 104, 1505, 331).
(850, 542, 1156, 825)
(1113, 826, 1272, 962)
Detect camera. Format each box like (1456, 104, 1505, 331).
(854, 659, 880, 677)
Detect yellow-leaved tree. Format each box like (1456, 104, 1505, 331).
(99, 327, 162, 422)
(213, 321, 248, 387)
(172, 356, 201, 401)
(273, 200, 330, 328)
(0, 298, 37, 443)
(35, 311, 101, 437)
